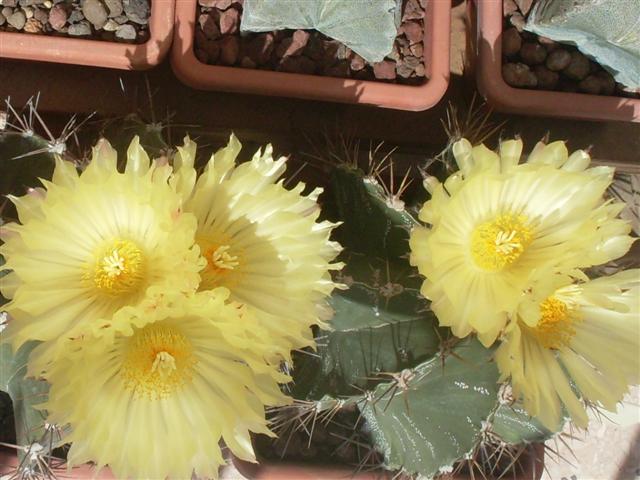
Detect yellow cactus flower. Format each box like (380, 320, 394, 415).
(495, 269, 639, 430)
(409, 138, 633, 346)
(41, 288, 290, 480)
(0, 138, 204, 363)
(170, 135, 343, 357)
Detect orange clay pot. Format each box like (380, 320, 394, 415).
(232, 444, 545, 480)
(471, 0, 640, 122)
(171, 0, 451, 111)
(0, 0, 175, 70)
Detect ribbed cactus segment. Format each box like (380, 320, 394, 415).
(0, 132, 55, 196)
(0, 341, 49, 447)
(329, 166, 418, 259)
(100, 114, 168, 161)
(491, 402, 557, 444)
(360, 339, 500, 478)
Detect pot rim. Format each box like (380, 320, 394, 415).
(170, 0, 451, 111)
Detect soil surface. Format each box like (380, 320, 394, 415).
(0, 0, 150, 44)
(195, 0, 427, 84)
(501, 0, 639, 98)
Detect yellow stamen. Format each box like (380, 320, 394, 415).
(532, 296, 579, 350)
(90, 239, 145, 295)
(205, 244, 239, 272)
(471, 214, 532, 272)
(122, 324, 196, 398)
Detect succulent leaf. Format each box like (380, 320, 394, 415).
(491, 402, 558, 444)
(360, 339, 500, 478)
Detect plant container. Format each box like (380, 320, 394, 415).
(0, 0, 175, 70)
(171, 0, 451, 111)
(232, 444, 546, 480)
(472, 0, 640, 122)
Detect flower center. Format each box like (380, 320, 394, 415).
(204, 244, 239, 272)
(122, 324, 196, 398)
(91, 239, 145, 296)
(532, 296, 578, 350)
(471, 214, 532, 272)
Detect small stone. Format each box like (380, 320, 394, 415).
(1, 0, 17, 7)
(304, 34, 323, 61)
(1, 7, 13, 18)
(23, 16, 41, 31)
(22, 6, 32, 18)
(104, 0, 122, 17)
(397, 62, 414, 78)
(218, 7, 238, 34)
(349, 53, 365, 71)
(502, 27, 521, 56)
(82, 0, 107, 28)
(403, 0, 423, 21)
(67, 20, 91, 35)
(18, 0, 33, 6)
(48, 3, 66, 29)
(7, 10, 25, 28)
(402, 21, 422, 45)
(43, 0, 51, 6)
(520, 42, 547, 65)
(336, 43, 349, 60)
(67, 8, 84, 23)
(563, 51, 590, 80)
(219, 35, 239, 65)
(373, 60, 396, 80)
(102, 18, 117, 30)
(514, 0, 533, 15)
(0, 12, 5, 25)
(578, 75, 602, 95)
(503, 0, 518, 16)
(198, 0, 232, 8)
(415, 62, 426, 77)
(595, 70, 615, 96)
(198, 13, 219, 39)
(545, 48, 571, 71)
(246, 33, 274, 65)
(410, 42, 423, 58)
(112, 13, 127, 23)
(240, 56, 256, 69)
(322, 39, 340, 63)
(122, 0, 148, 24)
(323, 60, 350, 78)
(280, 55, 315, 74)
(33, 7, 47, 23)
(533, 65, 559, 89)
(509, 12, 525, 31)
(292, 30, 310, 50)
(115, 22, 135, 40)
(202, 39, 219, 62)
(538, 36, 558, 51)
(502, 62, 537, 88)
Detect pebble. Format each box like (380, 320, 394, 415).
(218, 7, 238, 34)
(1, 7, 13, 18)
(114, 22, 134, 40)
(595, 70, 615, 96)
(373, 60, 397, 80)
(198, 13, 219, 39)
(102, 17, 117, 30)
(562, 51, 590, 80)
(246, 33, 274, 65)
(520, 42, 547, 65)
(219, 35, 239, 65)
(23, 16, 41, 31)
(545, 48, 571, 71)
(122, 0, 148, 24)
(67, 9, 84, 23)
(7, 9, 25, 28)
(67, 19, 90, 35)
(22, 6, 33, 18)
(402, 21, 422, 45)
(532, 65, 559, 89)
(578, 75, 602, 95)
(1, 0, 17, 6)
(112, 13, 126, 23)
(104, 0, 121, 16)
(502, 62, 537, 87)
(280, 55, 315, 74)
(349, 53, 365, 71)
(502, 27, 521, 56)
(199, 0, 233, 8)
(503, 0, 518, 16)
(514, 0, 533, 15)
(402, 0, 424, 21)
(81, 0, 106, 28)
(33, 7, 48, 23)
(0, 12, 5, 25)
(47, 3, 66, 29)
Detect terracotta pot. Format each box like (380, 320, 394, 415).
(0, 0, 175, 70)
(171, 0, 450, 111)
(232, 444, 545, 480)
(472, 0, 640, 122)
